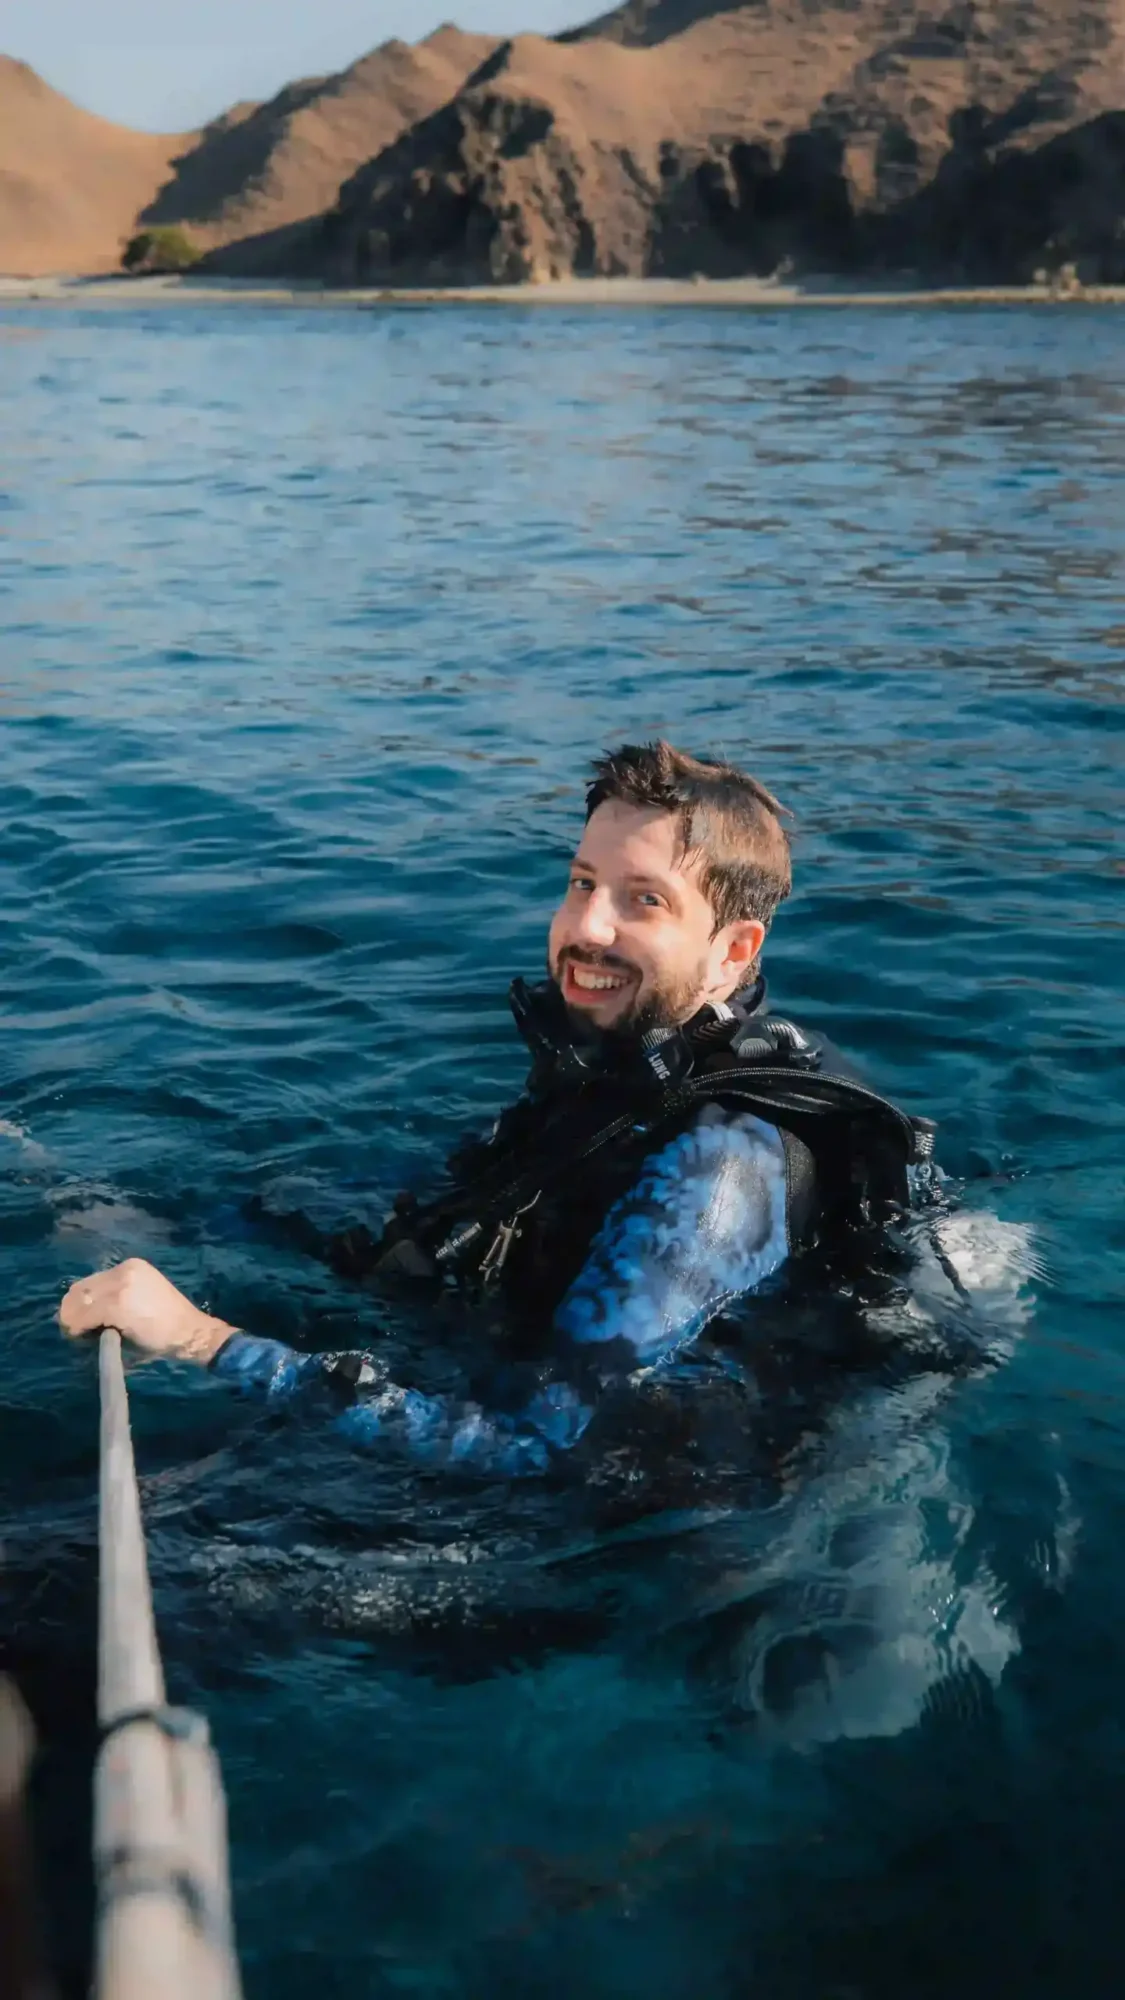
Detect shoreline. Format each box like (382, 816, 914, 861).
(1, 272, 1122, 310)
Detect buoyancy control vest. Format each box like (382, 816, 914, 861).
(341, 976, 936, 1316)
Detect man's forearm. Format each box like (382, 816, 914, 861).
(211, 1330, 588, 1475)
(209, 1329, 327, 1394)
(59, 1099, 792, 1486)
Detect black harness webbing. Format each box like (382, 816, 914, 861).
(431, 1062, 931, 1267)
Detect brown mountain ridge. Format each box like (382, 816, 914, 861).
(0, 28, 494, 276)
(139, 27, 497, 269)
(0, 55, 187, 275)
(4, 4, 1125, 285)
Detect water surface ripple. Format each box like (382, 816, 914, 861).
(1, 303, 1123, 1999)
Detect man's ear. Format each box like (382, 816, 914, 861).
(718, 920, 766, 983)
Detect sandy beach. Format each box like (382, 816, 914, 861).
(2, 272, 1123, 310)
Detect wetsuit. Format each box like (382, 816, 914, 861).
(213, 1104, 792, 1475)
(212, 978, 930, 1476)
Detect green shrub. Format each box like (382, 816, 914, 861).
(121, 227, 202, 274)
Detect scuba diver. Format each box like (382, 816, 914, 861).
(59, 739, 941, 1476)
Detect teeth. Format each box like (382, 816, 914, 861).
(571, 966, 627, 992)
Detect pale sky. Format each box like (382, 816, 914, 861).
(2, 1, 586, 131)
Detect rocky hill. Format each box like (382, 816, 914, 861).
(5, 4, 1125, 285)
(300, 1, 1125, 287)
(0, 56, 186, 275)
(0, 28, 494, 276)
(141, 27, 497, 272)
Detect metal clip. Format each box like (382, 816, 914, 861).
(478, 1193, 540, 1287)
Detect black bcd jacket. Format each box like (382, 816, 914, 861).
(323, 977, 934, 1321)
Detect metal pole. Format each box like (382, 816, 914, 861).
(97, 1331, 165, 1720)
(94, 1331, 242, 2000)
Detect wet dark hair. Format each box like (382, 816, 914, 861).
(586, 739, 792, 969)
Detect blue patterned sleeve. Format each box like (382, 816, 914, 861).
(211, 1333, 326, 1398)
(554, 1105, 790, 1363)
(210, 1332, 574, 1476)
(210, 1106, 790, 1475)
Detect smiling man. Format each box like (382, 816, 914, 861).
(61, 742, 931, 1472)
(550, 768, 772, 1028)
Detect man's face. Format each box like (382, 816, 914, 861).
(547, 801, 765, 1035)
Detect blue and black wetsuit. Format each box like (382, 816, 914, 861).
(215, 977, 928, 1477)
(213, 1106, 792, 1477)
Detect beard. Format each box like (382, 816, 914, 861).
(551, 946, 710, 1040)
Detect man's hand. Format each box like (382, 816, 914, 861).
(59, 1259, 237, 1366)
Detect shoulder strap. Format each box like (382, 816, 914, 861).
(688, 1062, 925, 1154)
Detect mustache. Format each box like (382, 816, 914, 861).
(557, 946, 639, 978)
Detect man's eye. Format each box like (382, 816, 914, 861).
(570, 877, 594, 895)
(636, 891, 664, 909)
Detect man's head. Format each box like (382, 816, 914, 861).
(548, 739, 792, 1035)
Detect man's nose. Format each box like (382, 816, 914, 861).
(574, 887, 617, 948)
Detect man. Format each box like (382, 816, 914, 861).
(61, 741, 930, 1475)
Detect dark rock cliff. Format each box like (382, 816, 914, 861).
(208, 3, 1125, 286)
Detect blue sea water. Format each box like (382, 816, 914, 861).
(0, 300, 1123, 1999)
